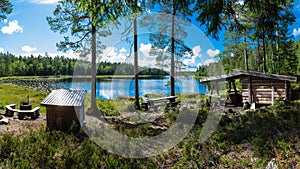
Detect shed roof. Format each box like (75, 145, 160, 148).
(200, 70, 297, 83)
(40, 89, 87, 107)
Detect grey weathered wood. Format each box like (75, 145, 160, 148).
(248, 76, 252, 103)
(142, 96, 178, 110)
(41, 89, 87, 107)
(5, 104, 40, 119)
(200, 69, 297, 83)
(200, 70, 297, 105)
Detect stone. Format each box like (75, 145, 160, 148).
(0, 115, 9, 125)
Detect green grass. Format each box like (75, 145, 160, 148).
(0, 100, 299, 168)
(0, 83, 48, 113)
(0, 81, 299, 168)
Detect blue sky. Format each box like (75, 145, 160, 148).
(1, 0, 300, 71)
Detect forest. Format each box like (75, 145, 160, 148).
(1, 0, 300, 168)
(0, 53, 168, 77)
(196, 37, 300, 77)
(194, 1, 300, 77)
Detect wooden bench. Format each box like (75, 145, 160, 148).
(141, 96, 179, 110)
(5, 104, 17, 117)
(5, 104, 40, 119)
(205, 94, 221, 99)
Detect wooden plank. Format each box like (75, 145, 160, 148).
(242, 91, 283, 95)
(242, 84, 285, 88)
(254, 98, 274, 101)
(241, 79, 285, 83)
(248, 76, 252, 103)
(272, 86, 274, 105)
(242, 89, 286, 92)
(285, 81, 290, 100)
(242, 80, 285, 84)
(242, 94, 286, 97)
(256, 100, 273, 104)
(252, 91, 285, 94)
(254, 87, 285, 90)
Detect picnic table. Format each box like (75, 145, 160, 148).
(141, 95, 179, 110)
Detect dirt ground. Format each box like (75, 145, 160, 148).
(0, 109, 46, 135)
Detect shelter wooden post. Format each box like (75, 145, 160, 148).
(271, 85, 274, 105)
(216, 81, 219, 96)
(232, 80, 237, 94)
(248, 76, 252, 103)
(285, 81, 290, 100)
(209, 82, 214, 104)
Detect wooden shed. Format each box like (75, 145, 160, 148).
(41, 89, 87, 131)
(200, 70, 297, 105)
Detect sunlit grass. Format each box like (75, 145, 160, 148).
(0, 81, 299, 168)
(0, 83, 48, 113)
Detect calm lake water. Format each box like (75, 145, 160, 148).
(57, 76, 207, 100)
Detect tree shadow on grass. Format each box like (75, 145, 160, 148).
(216, 102, 300, 158)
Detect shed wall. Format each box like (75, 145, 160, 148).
(46, 106, 82, 131)
(241, 78, 290, 104)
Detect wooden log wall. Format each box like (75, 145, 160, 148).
(240, 78, 290, 104)
(46, 106, 81, 131)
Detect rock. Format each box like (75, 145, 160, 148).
(266, 158, 277, 169)
(0, 115, 9, 124)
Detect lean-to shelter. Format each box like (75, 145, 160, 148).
(200, 70, 297, 106)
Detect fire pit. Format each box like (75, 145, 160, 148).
(20, 102, 32, 110)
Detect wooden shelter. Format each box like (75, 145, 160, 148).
(41, 89, 87, 131)
(200, 70, 297, 105)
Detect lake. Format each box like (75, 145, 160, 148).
(57, 76, 207, 100)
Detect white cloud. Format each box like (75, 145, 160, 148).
(1, 20, 23, 34)
(181, 45, 203, 71)
(293, 28, 300, 37)
(58, 51, 80, 59)
(204, 58, 216, 65)
(19, 51, 80, 59)
(192, 46, 201, 57)
(22, 45, 37, 53)
(119, 47, 127, 53)
(236, 0, 244, 5)
(139, 43, 152, 57)
(30, 0, 58, 4)
(3, 19, 7, 23)
(0, 47, 4, 53)
(100, 46, 127, 63)
(139, 43, 162, 67)
(206, 49, 220, 57)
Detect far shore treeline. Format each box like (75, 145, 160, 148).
(0, 53, 168, 77)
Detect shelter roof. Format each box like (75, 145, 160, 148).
(200, 70, 297, 83)
(40, 89, 87, 107)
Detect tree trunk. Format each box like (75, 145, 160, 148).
(244, 33, 248, 71)
(133, 0, 140, 109)
(257, 38, 261, 72)
(91, 24, 97, 110)
(262, 34, 267, 73)
(276, 24, 279, 74)
(170, 0, 175, 96)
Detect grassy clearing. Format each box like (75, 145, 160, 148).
(0, 82, 299, 168)
(0, 82, 132, 116)
(0, 101, 299, 168)
(0, 83, 48, 113)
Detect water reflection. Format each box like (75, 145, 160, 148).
(57, 76, 207, 100)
